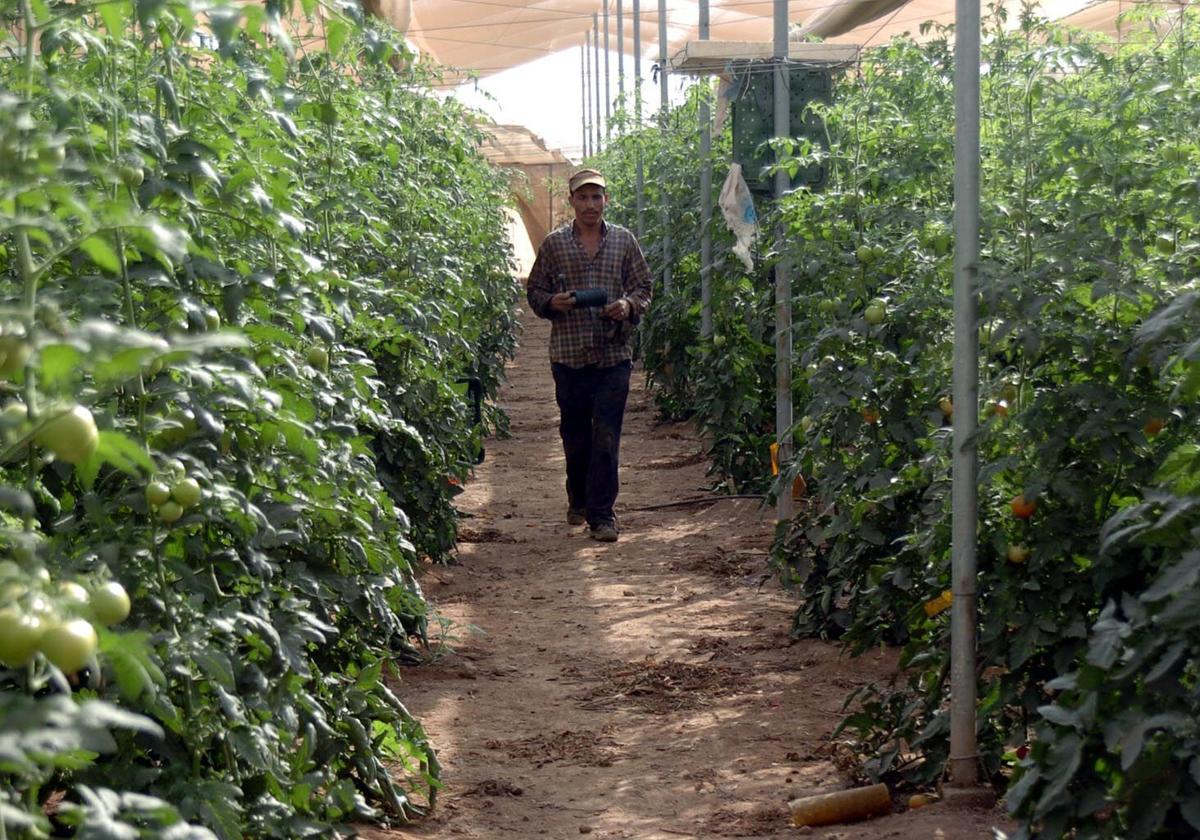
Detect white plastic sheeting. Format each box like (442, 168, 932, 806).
(391, 0, 1150, 80)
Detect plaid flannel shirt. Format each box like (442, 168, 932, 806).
(526, 220, 652, 368)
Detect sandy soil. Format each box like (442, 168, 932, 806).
(375, 310, 1012, 840)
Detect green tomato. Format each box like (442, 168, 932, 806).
(855, 244, 877, 264)
(157, 501, 184, 524)
(0, 609, 44, 667)
(817, 298, 837, 316)
(799, 416, 815, 433)
(306, 346, 329, 371)
(146, 481, 171, 507)
(1161, 145, 1187, 164)
(712, 334, 726, 348)
(864, 300, 887, 326)
(1006, 544, 1031, 564)
(171, 409, 198, 436)
(0, 580, 28, 605)
(0, 335, 31, 378)
(35, 405, 99, 465)
(203, 308, 221, 331)
(39, 145, 66, 167)
(171, 477, 202, 508)
(1154, 234, 1176, 255)
(118, 164, 144, 188)
(154, 410, 198, 448)
(1, 401, 28, 426)
(90, 581, 131, 626)
(39, 618, 98, 673)
(58, 581, 90, 609)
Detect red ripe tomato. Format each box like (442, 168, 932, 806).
(1010, 494, 1037, 519)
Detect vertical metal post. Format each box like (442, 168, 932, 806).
(773, 0, 793, 522)
(594, 14, 603, 153)
(581, 44, 590, 159)
(699, 0, 713, 338)
(950, 0, 982, 790)
(618, 0, 625, 109)
(657, 0, 672, 293)
(603, 0, 611, 141)
(634, 0, 645, 239)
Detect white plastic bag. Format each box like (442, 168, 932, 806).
(719, 163, 758, 272)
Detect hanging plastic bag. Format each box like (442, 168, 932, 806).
(719, 163, 758, 272)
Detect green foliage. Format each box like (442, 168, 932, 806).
(0, 0, 515, 836)
(1006, 293, 1200, 838)
(600, 3, 1200, 834)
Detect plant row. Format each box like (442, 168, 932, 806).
(595, 8, 1200, 838)
(0, 0, 517, 837)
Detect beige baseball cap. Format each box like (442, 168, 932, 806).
(569, 168, 607, 193)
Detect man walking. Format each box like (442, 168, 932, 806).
(526, 168, 652, 543)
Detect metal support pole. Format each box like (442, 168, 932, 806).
(618, 0, 625, 109)
(699, 0, 713, 338)
(773, 0, 793, 523)
(594, 14, 603, 154)
(634, 0, 645, 239)
(657, 0, 672, 293)
(604, 0, 611, 140)
(585, 33, 595, 158)
(581, 44, 589, 159)
(949, 0, 982, 791)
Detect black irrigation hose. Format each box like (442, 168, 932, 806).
(623, 493, 766, 512)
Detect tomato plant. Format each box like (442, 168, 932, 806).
(0, 0, 517, 835)
(599, 5, 1200, 834)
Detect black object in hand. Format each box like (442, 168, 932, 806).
(571, 288, 608, 308)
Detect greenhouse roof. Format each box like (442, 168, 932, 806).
(480, 124, 573, 166)
(389, 0, 1177, 80)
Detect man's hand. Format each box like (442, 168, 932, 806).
(549, 292, 576, 313)
(602, 298, 631, 321)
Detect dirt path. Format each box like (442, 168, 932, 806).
(376, 311, 1011, 840)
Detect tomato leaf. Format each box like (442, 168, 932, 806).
(325, 19, 349, 57)
(94, 431, 154, 476)
(80, 235, 120, 274)
(38, 344, 82, 389)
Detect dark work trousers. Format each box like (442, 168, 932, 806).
(551, 360, 632, 528)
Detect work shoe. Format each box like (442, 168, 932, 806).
(589, 522, 619, 543)
(567, 507, 586, 526)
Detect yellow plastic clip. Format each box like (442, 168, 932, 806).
(922, 589, 953, 618)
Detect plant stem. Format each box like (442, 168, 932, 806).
(21, 0, 35, 96)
